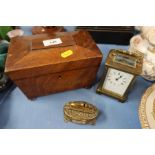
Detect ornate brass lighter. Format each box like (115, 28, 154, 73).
(64, 101, 99, 125)
(97, 49, 143, 102)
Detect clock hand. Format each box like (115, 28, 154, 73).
(116, 75, 122, 81)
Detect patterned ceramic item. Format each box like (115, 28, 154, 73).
(129, 34, 155, 81)
(141, 27, 155, 40)
(139, 84, 155, 129)
(148, 31, 155, 52)
(7, 29, 24, 39)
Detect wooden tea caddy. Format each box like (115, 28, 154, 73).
(5, 31, 103, 99)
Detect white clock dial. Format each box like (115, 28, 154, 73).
(102, 68, 134, 96)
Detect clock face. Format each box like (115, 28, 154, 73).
(102, 68, 134, 96)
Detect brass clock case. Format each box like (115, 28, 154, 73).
(97, 49, 143, 102)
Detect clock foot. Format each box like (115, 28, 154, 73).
(118, 98, 127, 103)
(96, 89, 102, 95)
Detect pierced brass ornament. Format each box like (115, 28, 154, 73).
(64, 101, 99, 125)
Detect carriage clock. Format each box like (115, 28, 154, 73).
(96, 49, 143, 102)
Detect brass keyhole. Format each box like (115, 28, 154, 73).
(58, 75, 62, 79)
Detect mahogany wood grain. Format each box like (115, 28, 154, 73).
(5, 30, 103, 99)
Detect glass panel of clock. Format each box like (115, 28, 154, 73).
(114, 54, 136, 68)
(102, 68, 134, 96)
